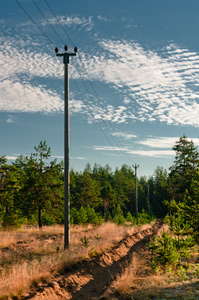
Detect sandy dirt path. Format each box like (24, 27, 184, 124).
(23, 221, 164, 300)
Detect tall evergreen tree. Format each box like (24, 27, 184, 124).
(169, 135, 199, 202)
(75, 172, 102, 209)
(149, 166, 169, 217)
(21, 142, 64, 228)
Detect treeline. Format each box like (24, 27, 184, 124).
(0, 135, 199, 236)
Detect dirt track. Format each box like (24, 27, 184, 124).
(22, 221, 164, 300)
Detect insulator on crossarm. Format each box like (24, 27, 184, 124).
(64, 45, 68, 52)
(74, 46, 78, 53)
(55, 47, 59, 54)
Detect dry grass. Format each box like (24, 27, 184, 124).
(109, 240, 199, 300)
(0, 222, 150, 299)
(0, 225, 64, 247)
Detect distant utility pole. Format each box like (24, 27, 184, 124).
(147, 184, 150, 214)
(133, 164, 139, 225)
(55, 45, 77, 249)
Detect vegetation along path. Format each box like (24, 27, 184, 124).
(22, 221, 163, 300)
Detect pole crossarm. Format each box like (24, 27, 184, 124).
(56, 52, 76, 64)
(56, 53, 76, 56)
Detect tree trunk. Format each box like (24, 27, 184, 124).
(104, 200, 109, 222)
(38, 205, 42, 229)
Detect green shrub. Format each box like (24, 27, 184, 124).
(148, 230, 180, 267)
(112, 204, 123, 217)
(113, 214, 125, 225)
(126, 211, 136, 224)
(71, 206, 102, 225)
(138, 209, 155, 225)
(41, 215, 55, 226)
(76, 206, 88, 224)
(86, 206, 102, 225)
(112, 205, 125, 225)
(2, 212, 23, 229)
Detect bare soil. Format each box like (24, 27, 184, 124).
(2, 222, 198, 299)
(20, 221, 163, 300)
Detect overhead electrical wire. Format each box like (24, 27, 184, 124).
(32, 0, 65, 45)
(35, 0, 131, 164)
(71, 75, 131, 164)
(14, 0, 56, 47)
(42, 0, 135, 165)
(44, 0, 132, 161)
(43, 0, 74, 46)
(14, 0, 135, 165)
(72, 60, 133, 163)
(17, 0, 134, 165)
(30, 0, 129, 163)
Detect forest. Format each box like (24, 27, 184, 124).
(0, 135, 199, 243)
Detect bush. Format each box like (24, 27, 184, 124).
(2, 212, 23, 229)
(70, 206, 102, 225)
(113, 214, 125, 225)
(86, 206, 102, 225)
(41, 215, 55, 226)
(148, 230, 180, 268)
(112, 205, 125, 225)
(126, 211, 136, 225)
(76, 206, 88, 224)
(138, 209, 155, 225)
(148, 228, 195, 270)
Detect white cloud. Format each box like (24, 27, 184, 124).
(6, 115, 16, 123)
(49, 15, 94, 31)
(92, 144, 174, 158)
(93, 145, 127, 151)
(137, 137, 179, 149)
(137, 136, 199, 149)
(71, 156, 87, 160)
(0, 80, 63, 113)
(2, 28, 199, 127)
(81, 40, 199, 127)
(0, 36, 63, 80)
(128, 150, 174, 158)
(51, 156, 64, 159)
(92, 135, 199, 159)
(6, 156, 18, 160)
(113, 131, 137, 140)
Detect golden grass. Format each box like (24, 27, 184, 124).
(110, 241, 199, 300)
(0, 225, 64, 247)
(0, 222, 150, 299)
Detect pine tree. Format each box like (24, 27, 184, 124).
(169, 135, 199, 202)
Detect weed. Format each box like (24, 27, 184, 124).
(94, 233, 102, 240)
(88, 247, 97, 257)
(80, 236, 90, 248)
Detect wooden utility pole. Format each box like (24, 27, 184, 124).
(133, 164, 139, 225)
(147, 184, 150, 214)
(55, 46, 77, 249)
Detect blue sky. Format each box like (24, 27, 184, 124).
(1, 0, 199, 177)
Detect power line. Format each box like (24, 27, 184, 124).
(32, 0, 65, 45)
(43, 0, 135, 164)
(14, 0, 56, 47)
(72, 60, 134, 164)
(44, 0, 74, 46)
(14, 0, 135, 165)
(71, 75, 131, 165)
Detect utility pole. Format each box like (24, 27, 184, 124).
(147, 184, 150, 214)
(55, 46, 77, 249)
(133, 164, 139, 225)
